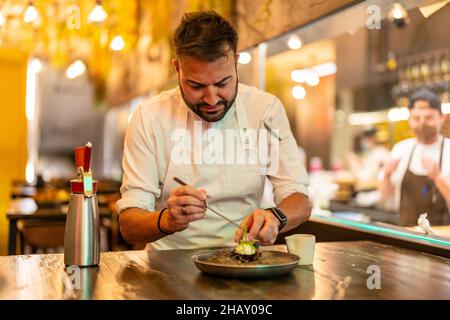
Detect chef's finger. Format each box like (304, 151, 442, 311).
(257, 219, 278, 245)
(235, 215, 252, 242)
(172, 212, 205, 225)
(248, 213, 265, 241)
(172, 185, 207, 201)
(185, 212, 206, 223)
(173, 195, 206, 209)
(179, 205, 207, 215)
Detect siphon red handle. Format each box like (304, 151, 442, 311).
(83, 142, 92, 172)
(75, 146, 85, 170)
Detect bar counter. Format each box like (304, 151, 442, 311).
(0, 241, 449, 300)
(284, 202, 450, 258)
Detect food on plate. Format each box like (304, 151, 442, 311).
(204, 249, 294, 266)
(233, 226, 259, 262)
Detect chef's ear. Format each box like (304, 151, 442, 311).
(172, 59, 180, 73)
(235, 53, 240, 66)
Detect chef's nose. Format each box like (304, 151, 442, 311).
(203, 86, 220, 106)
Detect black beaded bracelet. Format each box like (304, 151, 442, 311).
(157, 208, 174, 235)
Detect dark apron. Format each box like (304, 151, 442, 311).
(399, 139, 450, 226)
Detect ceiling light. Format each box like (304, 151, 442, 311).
(0, 10, 5, 27)
(110, 35, 125, 51)
(292, 85, 306, 100)
(287, 35, 302, 50)
(442, 103, 450, 114)
(238, 52, 252, 64)
(25, 163, 35, 184)
(388, 107, 409, 122)
(348, 112, 387, 126)
(291, 70, 307, 83)
(291, 62, 336, 84)
(66, 59, 86, 79)
(23, 2, 39, 24)
(306, 71, 320, 86)
(30, 58, 42, 73)
(312, 62, 337, 77)
(88, 1, 107, 23)
(389, 3, 409, 28)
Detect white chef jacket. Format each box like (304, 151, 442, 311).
(116, 84, 309, 250)
(381, 136, 450, 212)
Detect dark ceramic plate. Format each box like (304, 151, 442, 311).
(192, 249, 299, 278)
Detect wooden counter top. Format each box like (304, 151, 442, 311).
(405, 226, 450, 238)
(0, 241, 449, 300)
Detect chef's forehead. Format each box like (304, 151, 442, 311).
(412, 99, 433, 110)
(409, 101, 442, 117)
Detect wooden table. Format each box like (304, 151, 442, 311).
(0, 241, 449, 299)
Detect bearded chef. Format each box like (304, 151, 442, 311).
(379, 88, 450, 226)
(116, 11, 311, 250)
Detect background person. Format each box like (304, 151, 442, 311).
(379, 88, 450, 226)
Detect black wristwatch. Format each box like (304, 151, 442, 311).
(266, 207, 288, 231)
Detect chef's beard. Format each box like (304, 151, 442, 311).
(414, 125, 439, 144)
(179, 80, 238, 123)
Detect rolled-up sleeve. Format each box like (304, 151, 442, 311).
(264, 98, 309, 205)
(116, 105, 161, 213)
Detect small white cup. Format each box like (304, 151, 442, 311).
(285, 234, 316, 265)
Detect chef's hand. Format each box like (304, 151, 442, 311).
(422, 157, 440, 181)
(383, 158, 400, 178)
(235, 209, 280, 245)
(164, 186, 207, 232)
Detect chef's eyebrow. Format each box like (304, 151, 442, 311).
(185, 76, 232, 87)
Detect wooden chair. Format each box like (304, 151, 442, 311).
(17, 220, 66, 254)
(17, 219, 116, 254)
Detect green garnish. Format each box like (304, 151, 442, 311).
(234, 225, 257, 256)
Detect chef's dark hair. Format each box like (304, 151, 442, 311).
(409, 88, 442, 113)
(173, 11, 238, 62)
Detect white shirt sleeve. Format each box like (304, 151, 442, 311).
(264, 98, 309, 205)
(116, 105, 161, 213)
(388, 142, 404, 185)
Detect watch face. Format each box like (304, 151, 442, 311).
(274, 208, 287, 221)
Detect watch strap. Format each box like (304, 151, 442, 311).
(266, 207, 287, 231)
